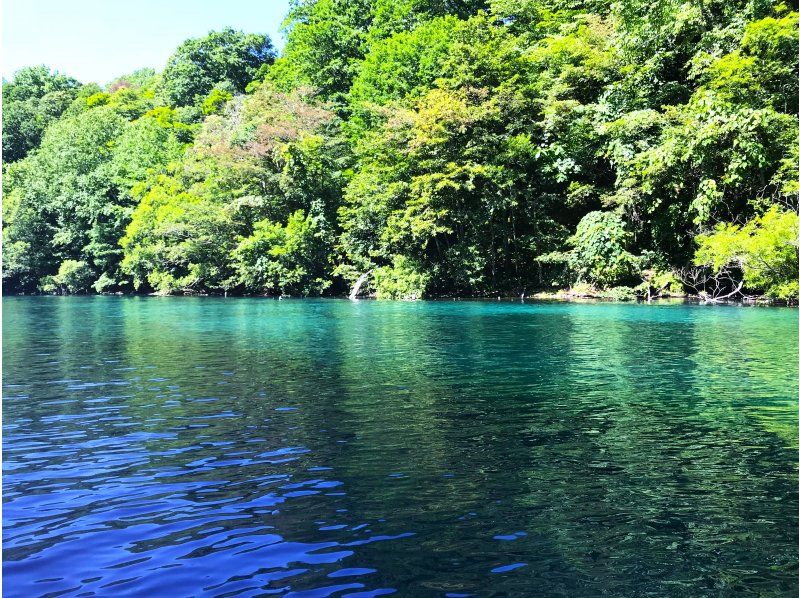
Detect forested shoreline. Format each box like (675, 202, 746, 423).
(3, 0, 798, 301)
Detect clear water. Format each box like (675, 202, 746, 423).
(3, 297, 798, 597)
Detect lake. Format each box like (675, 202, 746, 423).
(3, 297, 798, 596)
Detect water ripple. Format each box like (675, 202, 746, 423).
(3, 297, 797, 596)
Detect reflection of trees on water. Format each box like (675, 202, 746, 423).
(687, 306, 798, 448)
(519, 304, 799, 593)
(3, 298, 797, 595)
(5, 297, 373, 593)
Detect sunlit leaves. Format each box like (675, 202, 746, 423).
(233, 210, 333, 296)
(2, 1, 797, 300)
(158, 28, 276, 107)
(2, 66, 81, 161)
(695, 206, 799, 299)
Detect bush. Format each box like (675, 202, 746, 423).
(636, 268, 684, 297)
(92, 272, 118, 293)
(604, 286, 637, 301)
(542, 211, 640, 288)
(372, 255, 429, 300)
(40, 260, 94, 294)
(568, 212, 640, 286)
(201, 87, 233, 115)
(233, 210, 332, 296)
(694, 206, 798, 300)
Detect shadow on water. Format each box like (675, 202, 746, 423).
(3, 297, 798, 596)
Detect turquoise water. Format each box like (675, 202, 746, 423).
(3, 297, 798, 596)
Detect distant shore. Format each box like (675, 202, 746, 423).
(6, 291, 795, 306)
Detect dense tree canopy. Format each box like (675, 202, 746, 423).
(2, 4, 798, 301)
(2, 66, 81, 162)
(158, 28, 276, 107)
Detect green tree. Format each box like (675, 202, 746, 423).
(347, 16, 457, 131)
(274, 0, 486, 101)
(40, 260, 95, 294)
(120, 176, 236, 294)
(158, 28, 276, 107)
(120, 82, 343, 295)
(543, 211, 640, 287)
(233, 210, 333, 296)
(3, 82, 187, 293)
(3, 1, 797, 300)
(3, 106, 126, 291)
(2, 66, 81, 161)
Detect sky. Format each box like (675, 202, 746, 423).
(2, 0, 291, 85)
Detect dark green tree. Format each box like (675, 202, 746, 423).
(2, 66, 81, 162)
(158, 28, 276, 107)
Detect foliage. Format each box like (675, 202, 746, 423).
(201, 87, 234, 115)
(604, 286, 637, 301)
(2, 66, 81, 161)
(637, 268, 684, 297)
(372, 255, 430, 299)
(2, 81, 189, 292)
(2, 1, 797, 301)
(233, 210, 332, 296)
(347, 16, 457, 131)
(119, 174, 236, 294)
(274, 0, 487, 101)
(273, 0, 373, 100)
(3, 106, 127, 291)
(40, 260, 94, 294)
(542, 211, 639, 287)
(108, 68, 158, 92)
(119, 82, 342, 294)
(694, 206, 799, 300)
(158, 28, 275, 107)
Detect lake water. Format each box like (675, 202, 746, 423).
(3, 297, 798, 596)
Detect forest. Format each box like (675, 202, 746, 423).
(3, 0, 798, 301)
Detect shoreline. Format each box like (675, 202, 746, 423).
(4, 291, 795, 307)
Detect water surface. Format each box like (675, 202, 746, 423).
(3, 297, 798, 596)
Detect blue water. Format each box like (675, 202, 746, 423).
(3, 297, 798, 596)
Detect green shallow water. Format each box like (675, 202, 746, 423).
(3, 297, 798, 596)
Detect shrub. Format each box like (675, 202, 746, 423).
(694, 206, 798, 300)
(41, 260, 94, 294)
(542, 211, 640, 288)
(233, 210, 332, 296)
(373, 255, 429, 300)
